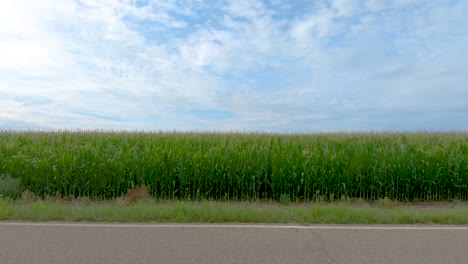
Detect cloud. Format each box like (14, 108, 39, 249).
(0, 0, 467, 132)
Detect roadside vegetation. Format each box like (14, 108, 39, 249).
(1, 196, 468, 224)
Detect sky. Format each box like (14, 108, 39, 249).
(0, 0, 467, 132)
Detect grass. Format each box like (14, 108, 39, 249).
(1, 198, 468, 225)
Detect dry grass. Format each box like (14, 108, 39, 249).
(126, 185, 151, 203)
(19, 190, 41, 204)
(376, 197, 397, 209)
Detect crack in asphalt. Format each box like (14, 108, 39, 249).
(313, 230, 337, 264)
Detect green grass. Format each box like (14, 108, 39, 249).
(1, 131, 467, 201)
(0, 174, 24, 199)
(1, 198, 468, 224)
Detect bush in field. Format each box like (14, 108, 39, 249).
(126, 185, 152, 203)
(0, 174, 24, 199)
(0, 131, 467, 202)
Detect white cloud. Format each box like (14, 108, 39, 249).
(0, 1, 70, 73)
(331, 0, 362, 17)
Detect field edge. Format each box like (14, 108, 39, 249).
(1, 199, 467, 225)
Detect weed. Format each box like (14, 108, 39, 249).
(0, 199, 13, 220)
(126, 185, 152, 203)
(279, 193, 291, 205)
(0, 174, 24, 199)
(377, 197, 397, 209)
(19, 190, 40, 203)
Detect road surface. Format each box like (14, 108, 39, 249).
(1, 223, 467, 264)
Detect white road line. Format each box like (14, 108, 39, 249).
(1, 222, 468, 230)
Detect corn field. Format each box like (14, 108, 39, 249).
(0, 131, 467, 201)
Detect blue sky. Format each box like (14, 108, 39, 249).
(0, 0, 467, 132)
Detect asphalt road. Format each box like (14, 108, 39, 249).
(1, 223, 467, 264)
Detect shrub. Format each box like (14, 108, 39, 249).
(126, 185, 151, 203)
(279, 193, 291, 205)
(0, 174, 24, 199)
